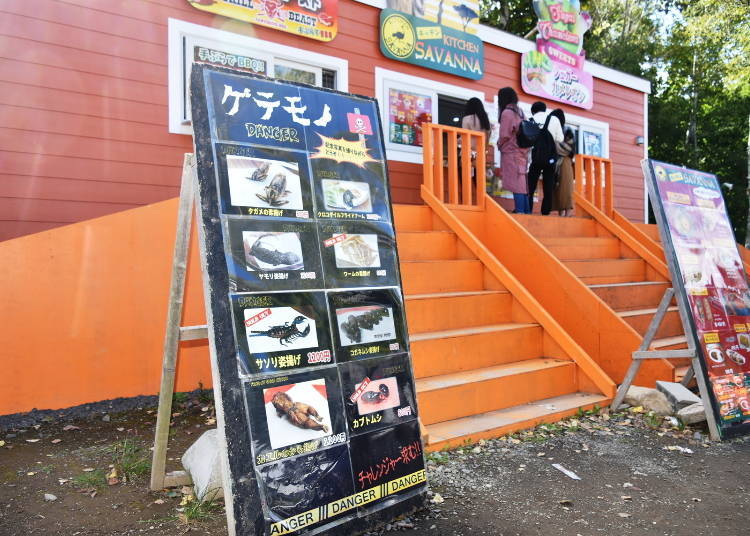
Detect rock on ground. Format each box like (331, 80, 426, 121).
(656, 381, 702, 410)
(677, 402, 707, 425)
(624, 386, 673, 416)
(182, 428, 224, 500)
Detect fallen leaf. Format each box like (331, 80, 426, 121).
(26, 439, 40, 443)
(27, 472, 37, 476)
(621, 496, 632, 501)
(106, 468, 119, 486)
(623, 482, 633, 488)
(430, 493, 445, 504)
(0, 441, 4, 447)
(58, 479, 70, 485)
(82, 468, 95, 473)
(153, 499, 165, 505)
(618, 513, 631, 518)
(63, 425, 80, 431)
(51, 439, 62, 444)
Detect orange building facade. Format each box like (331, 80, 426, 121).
(0, 0, 650, 242)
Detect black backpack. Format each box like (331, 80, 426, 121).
(530, 115, 558, 167)
(516, 116, 541, 148)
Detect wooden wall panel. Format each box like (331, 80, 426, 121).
(0, 0, 648, 240)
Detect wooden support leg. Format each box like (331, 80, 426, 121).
(610, 359, 643, 412)
(680, 365, 695, 387)
(150, 154, 196, 491)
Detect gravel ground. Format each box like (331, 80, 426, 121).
(1, 398, 748, 536)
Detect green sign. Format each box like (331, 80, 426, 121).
(380, 9, 483, 80)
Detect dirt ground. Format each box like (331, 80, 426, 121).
(1, 397, 748, 536)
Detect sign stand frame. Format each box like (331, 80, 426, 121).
(150, 153, 208, 491)
(609, 286, 721, 441)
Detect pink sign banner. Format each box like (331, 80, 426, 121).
(521, 0, 593, 110)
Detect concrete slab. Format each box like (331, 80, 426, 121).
(656, 381, 702, 410)
(181, 429, 224, 500)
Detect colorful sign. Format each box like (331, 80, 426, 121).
(521, 0, 593, 109)
(388, 89, 432, 147)
(190, 64, 426, 534)
(186, 0, 338, 42)
(644, 159, 750, 438)
(380, 8, 484, 80)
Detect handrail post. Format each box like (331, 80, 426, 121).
(461, 132, 472, 205)
(594, 159, 603, 211)
(447, 130, 458, 204)
(475, 133, 486, 209)
(422, 124, 433, 194)
(605, 159, 614, 217)
(434, 128, 444, 202)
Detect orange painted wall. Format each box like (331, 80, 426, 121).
(0, 0, 647, 241)
(0, 199, 210, 415)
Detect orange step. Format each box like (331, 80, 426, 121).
(651, 334, 687, 350)
(619, 307, 683, 338)
(417, 358, 576, 425)
(513, 214, 600, 237)
(393, 204, 432, 232)
(564, 258, 646, 285)
(424, 392, 609, 450)
(411, 323, 542, 378)
(396, 231, 457, 261)
(541, 236, 621, 260)
(400, 259, 484, 294)
(589, 281, 671, 311)
(405, 290, 511, 334)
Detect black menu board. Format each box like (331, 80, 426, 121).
(644, 159, 750, 438)
(190, 64, 426, 535)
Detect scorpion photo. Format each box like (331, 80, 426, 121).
(249, 315, 311, 346)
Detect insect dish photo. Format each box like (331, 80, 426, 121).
(263, 379, 333, 450)
(226, 155, 304, 210)
(322, 179, 373, 213)
(333, 234, 381, 268)
(336, 305, 396, 345)
(243, 231, 304, 272)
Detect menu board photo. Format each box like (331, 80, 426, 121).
(189, 64, 426, 535)
(643, 159, 750, 439)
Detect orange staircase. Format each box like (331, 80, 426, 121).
(514, 214, 687, 355)
(392, 128, 615, 450)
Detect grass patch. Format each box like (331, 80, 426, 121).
(72, 469, 107, 489)
(179, 492, 222, 523)
(109, 438, 151, 482)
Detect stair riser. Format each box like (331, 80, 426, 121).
(418, 364, 577, 425)
(397, 232, 457, 261)
(424, 401, 604, 452)
(565, 259, 646, 279)
(412, 326, 543, 378)
(591, 283, 671, 311)
(406, 293, 512, 334)
(623, 311, 684, 338)
(394, 205, 432, 232)
(514, 215, 599, 237)
(401, 261, 484, 294)
(546, 242, 620, 260)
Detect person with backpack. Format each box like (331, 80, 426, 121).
(526, 102, 563, 215)
(496, 87, 530, 213)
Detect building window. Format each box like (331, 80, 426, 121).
(168, 18, 348, 135)
(375, 68, 485, 164)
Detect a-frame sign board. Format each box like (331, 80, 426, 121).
(643, 159, 750, 439)
(177, 64, 427, 535)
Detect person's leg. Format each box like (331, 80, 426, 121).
(540, 163, 557, 215)
(527, 162, 541, 213)
(512, 193, 526, 213)
(523, 194, 531, 214)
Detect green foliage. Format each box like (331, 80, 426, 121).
(479, 0, 536, 35)
(109, 438, 151, 482)
(72, 469, 107, 489)
(180, 491, 222, 523)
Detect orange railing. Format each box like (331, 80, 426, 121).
(422, 123, 486, 210)
(575, 155, 613, 217)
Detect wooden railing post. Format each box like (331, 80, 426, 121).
(461, 131, 472, 205)
(447, 130, 458, 204)
(605, 159, 614, 217)
(422, 124, 434, 195)
(475, 133, 486, 209)
(434, 127, 444, 201)
(594, 159, 603, 211)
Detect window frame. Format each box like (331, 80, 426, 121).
(168, 18, 348, 135)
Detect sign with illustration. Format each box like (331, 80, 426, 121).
(521, 0, 594, 110)
(379, 3, 484, 80)
(644, 159, 750, 439)
(388, 89, 432, 147)
(190, 64, 425, 535)
(186, 0, 338, 42)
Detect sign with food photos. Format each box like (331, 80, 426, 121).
(643, 159, 750, 439)
(190, 63, 426, 535)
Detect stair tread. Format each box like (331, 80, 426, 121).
(402, 259, 479, 264)
(416, 358, 571, 393)
(425, 392, 609, 444)
(588, 281, 668, 288)
(410, 322, 537, 342)
(565, 258, 642, 263)
(618, 306, 679, 317)
(405, 290, 507, 300)
(651, 335, 687, 348)
(397, 230, 454, 235)
(541, 236, 617, 244)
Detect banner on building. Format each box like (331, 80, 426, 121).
(380, 1, 484, 80)
(189, 63, 426, 534)
(186, 0, 338, 42)
(521, 0, 594, 109)
(644, 159, 750, 439)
